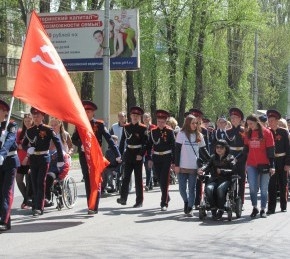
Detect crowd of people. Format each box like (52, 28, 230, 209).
(1, 96, 290, 232)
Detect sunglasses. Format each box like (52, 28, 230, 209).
(216, 145, 225, 149)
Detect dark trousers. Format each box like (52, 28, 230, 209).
(205, 180, 230, 209)
(79, 152, 100, 211)
(46, 172, 57, 201)
(236, 160, 246, 204)
(268, 157, 288, 211)
(153, 154, 171, 207)
(120, 154, 143, 204)
(195, 178, 202, 206)
(30, 155, 49, 211)
(144, 159, 153, 188)
(0, 165, 16, 225)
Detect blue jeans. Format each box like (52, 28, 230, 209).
(247, 166, 270, 209)
(177, 172, 197, 208)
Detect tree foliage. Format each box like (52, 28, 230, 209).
(3, 0, 290, 123)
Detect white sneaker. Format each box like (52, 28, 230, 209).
(161, 206, 167, 211)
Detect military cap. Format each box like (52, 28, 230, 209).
(188, 108, 203, 118)
(229, 107, 244, 120)
(266, 109, 281, 120)
(0, 99, 9, 112)
(259, 114, 268, 123)
(30, 107, 45, 116)
(130, 106, 144, 115)
(155, 109, 170, 119)
(82, 100, 98, 111)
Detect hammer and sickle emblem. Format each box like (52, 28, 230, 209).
(32, 45, 62, 71)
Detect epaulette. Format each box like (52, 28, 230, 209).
(96, 119, 104, 124)
(124, 123, 131, 127)
(42, 124, 50, 128)
(9, 119, 15, 123)
(139, 123, 147, 128)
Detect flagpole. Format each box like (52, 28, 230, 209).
(1, 97, 15, 148)
(103, 0, 110, 128)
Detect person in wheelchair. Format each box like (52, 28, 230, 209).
(45, 150, 70, 207)
(198, 139, 236, 220)
(101, 135, 122, 194)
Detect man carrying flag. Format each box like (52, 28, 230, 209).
(72, 100, 121, 214)
(12, 11, 108, 214)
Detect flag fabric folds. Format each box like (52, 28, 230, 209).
(13, 11, 108, 210)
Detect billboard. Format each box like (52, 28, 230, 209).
(37, 10, 139, 71)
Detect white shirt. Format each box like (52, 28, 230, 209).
(176, 131, 206, 169)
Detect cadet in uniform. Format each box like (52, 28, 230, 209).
(225, 107, 246, 206)
(146, 110, 175, 211)
(72, 100, 121, 214)
(188, 108, 211, 209)
(267, 109, 290, 214)
(117, 106, 147, 208)
(0, 99, 19, 231)
(22, 107, 64, 216)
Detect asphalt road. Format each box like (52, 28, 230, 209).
(1, 169, 290, 258)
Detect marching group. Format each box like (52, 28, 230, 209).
(0, 96, 290, 232)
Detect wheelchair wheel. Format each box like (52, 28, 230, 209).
(227, 209, 233, 221)
(235, 197, 242, 218)
(62, 176, 77, 209)
(199, 207, 207, 220)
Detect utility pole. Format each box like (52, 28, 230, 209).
(103, 0, 110, 127)
(253, 31, 258, 114)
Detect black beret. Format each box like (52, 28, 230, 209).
(229, 107, 244, 120)
(130, 106, 144, 115)
(266, 109, 281, 120)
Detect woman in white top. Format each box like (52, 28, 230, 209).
(175, 114, 209, 217)
(49, 118, 73, 157)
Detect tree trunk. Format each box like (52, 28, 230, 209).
(81, 72, 94, 100)
(126, 71, 136, 119)
(40, 0, 50, 13)
(178, 0, 197, 125)
(193, 9, 207, 109)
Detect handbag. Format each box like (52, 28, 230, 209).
(257, 164, 270, 174)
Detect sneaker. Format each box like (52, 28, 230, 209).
(281, 209, 287, 212)
(184, 202, 188, 214)
(187, 207, 193, 217)
(250, 207, 259, 218)
(145, 186, 149, 192)
(44, 200, 54, 207)
(194, 205, 200, 210)
(161, 206, 167, 211)
(211, 209, 217, 219)
(260, 209, 267, 218)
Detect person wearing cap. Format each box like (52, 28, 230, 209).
(267, 109, 290, 214)
(0, 99, 20, 231)
(146, 109, 175, 211)
(143, 112, 157, 191)
(243, 114, 275, 218)
(117, 106, 147, 208)
(22, 107, 64, 216)
(72, 100, 121, 214)
(188, 108, 211, 210)
(225, 107, 247, 207)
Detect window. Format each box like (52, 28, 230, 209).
(0, 57, 19, 77)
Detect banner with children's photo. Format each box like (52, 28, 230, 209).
(36, 9, 139, 71)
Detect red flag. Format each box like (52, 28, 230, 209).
(13, 11, 108, 210)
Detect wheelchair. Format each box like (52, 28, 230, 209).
(51, 175, 78, 210)
(198, 171, 242, 221)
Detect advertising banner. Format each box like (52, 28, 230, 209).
(37, 10, 139, 71)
